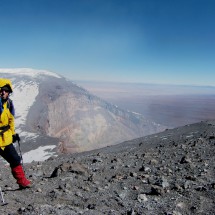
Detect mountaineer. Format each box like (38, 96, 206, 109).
(0, 78, 31, 189)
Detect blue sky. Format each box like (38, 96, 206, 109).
(0, 0, 214, 86)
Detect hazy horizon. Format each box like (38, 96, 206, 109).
(76, 80, 215, 128)
(75, 80, 215, 95)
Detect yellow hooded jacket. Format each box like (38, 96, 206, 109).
(0, 78, 15, 148)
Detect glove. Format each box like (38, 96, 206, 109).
(12, 133, 20, 143)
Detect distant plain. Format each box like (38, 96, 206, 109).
(76, 81, 215, 128)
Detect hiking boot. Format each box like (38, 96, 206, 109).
(18, 178, 32, 189)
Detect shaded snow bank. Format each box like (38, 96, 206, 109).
(22, 145, 57, 163)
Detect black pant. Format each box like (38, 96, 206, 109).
(0, 144, 21, 168)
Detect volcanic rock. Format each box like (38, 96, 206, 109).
(0, 120, 214, 214)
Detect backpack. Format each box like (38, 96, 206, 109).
(0, 98, 15, 116)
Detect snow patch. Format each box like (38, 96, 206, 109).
(19, 131, 39, 140)
(11, 81, 39, 131)
(22, 145, 57, 163)
(131, 111, 142, 115)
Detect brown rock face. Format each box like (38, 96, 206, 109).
(28, 78, 165, 153)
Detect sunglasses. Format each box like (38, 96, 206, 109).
(0, 89, 10, 93)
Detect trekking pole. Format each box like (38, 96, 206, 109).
(17, 138, 24, 170)
(0, 186, 8, 206)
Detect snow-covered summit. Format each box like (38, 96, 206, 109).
(0, 68, 61, 78)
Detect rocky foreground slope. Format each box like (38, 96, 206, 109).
(0, 120, 215, 214)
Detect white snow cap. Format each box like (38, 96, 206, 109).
(0, 68, 61, 78)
